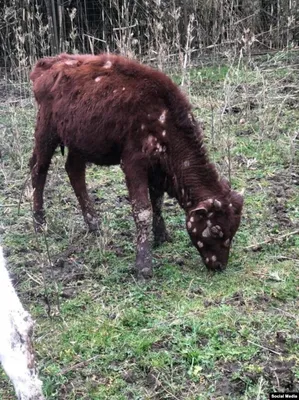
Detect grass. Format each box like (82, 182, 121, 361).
(0, 52, 298, 399)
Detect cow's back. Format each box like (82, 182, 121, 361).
(31, 54, 192, 165)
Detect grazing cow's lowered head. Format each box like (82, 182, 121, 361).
(186, 187, 244, 271)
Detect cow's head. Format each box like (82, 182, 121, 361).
(186, 190, 244, 271)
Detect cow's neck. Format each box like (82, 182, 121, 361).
(166, 130, 224, 210)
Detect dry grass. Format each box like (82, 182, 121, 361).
(1, 0, 298, 82)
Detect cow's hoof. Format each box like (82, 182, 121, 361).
(153, 231, 172, 247)
(33, 211, 46, 233)
(85, 214, 100, 232)
(136, 267, 153, 280)
(34, 222, 46, 233)
(88, 222, 100, 233)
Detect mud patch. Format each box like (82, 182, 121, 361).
(214, 361, 247, 397)
(268, 171, 297, 228)
(271, 199, 293, 227)
(252, 294, 272, 310)
(43, 258, 86, 301)
(262, 331, 298, 356)
(213, 357, 298, 398)
(204, 291, 246, 308)
(107, 240, 126, 257)
(236, 128, 254, 137)
(263, 359, 297, 391)
(196, 333, 209, 347)
(180, 324, 193, 335)
(145, 371, 161, 390)
(151, 336, 173, 351)
(49, 259, 85, 284)
(122, 369, 137, 384)
(224, 291, 246, 306)
(203, 298, 221, 307)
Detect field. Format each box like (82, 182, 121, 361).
(0, 51, 298, 399)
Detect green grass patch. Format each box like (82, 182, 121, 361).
(0, 53, 298, 399)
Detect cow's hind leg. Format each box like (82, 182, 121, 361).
(122, 156, 153, 279)
(30, 138, 58, 230)
(149, 186, 171, 247)
(65, 150, 99, 232)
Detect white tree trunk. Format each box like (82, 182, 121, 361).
(0, 246, 44, 400)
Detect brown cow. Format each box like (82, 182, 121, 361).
(30, 53, 243, 279)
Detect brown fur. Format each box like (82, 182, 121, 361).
(30, 53, 243, 279)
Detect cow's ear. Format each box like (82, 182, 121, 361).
(220, 177, 231, 190)
(189, 198, 213, 215)
(230, 189, 244, 215)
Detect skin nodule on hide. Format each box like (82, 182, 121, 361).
(30, 53, 244, 279)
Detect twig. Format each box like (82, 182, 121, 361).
(256, 376, 264, 400)
(275, 255, 299, 262)
(159, 383, 181, 400)
(60, 355, 100, 374)
(113, 23, 137, 31)
(247, 340, 281, 356)
(274, 370, 280, 388)
(17, 171, 31, 216)
(233, 11, 259, 26)
(25, 271, 43, 286)
(42, 230, 61, 315)
(245, 229, 299, 251)
(83, 33, 106, 43)
(272, 307, 298, 321)
(52, 233, 85, 263)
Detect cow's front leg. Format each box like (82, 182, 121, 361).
(122, 157, 153, 280)
(132, 202, 153, 279)
(30, 130, 58, 231)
